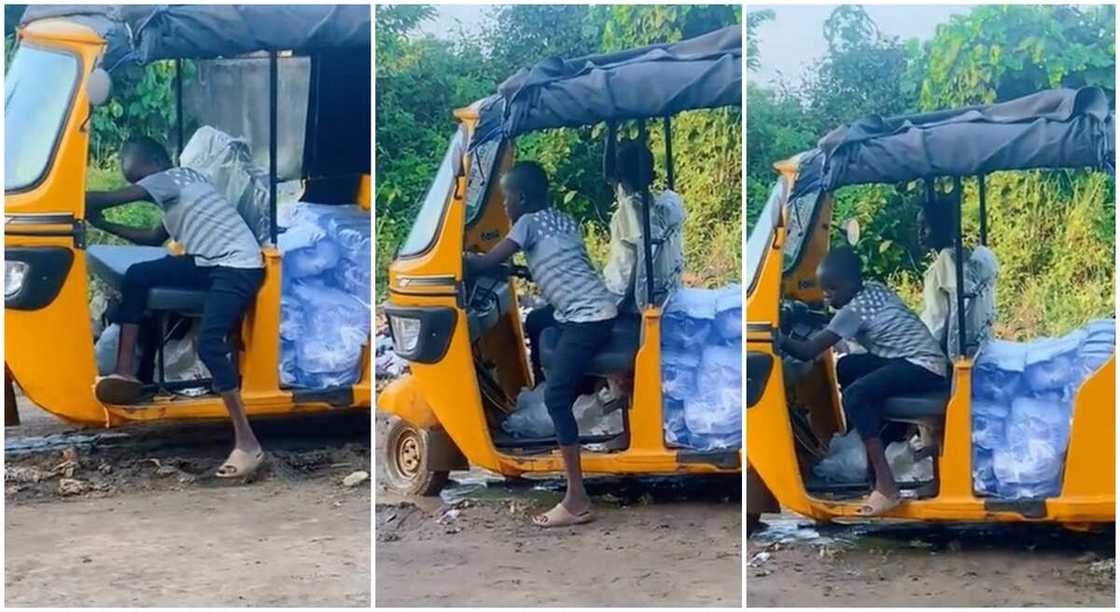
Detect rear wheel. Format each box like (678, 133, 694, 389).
(381, 417, 449, 497)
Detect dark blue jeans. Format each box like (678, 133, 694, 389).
(836, 354, 948, 442)
(112, 255, 264, 392)
(544, 317, 614, 446)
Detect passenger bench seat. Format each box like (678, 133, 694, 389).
(86, 245, 207, 314)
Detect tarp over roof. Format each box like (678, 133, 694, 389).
(20, 5, 370, 70)
(792, 87, 1114, 198)
(471, 25, 741, 148)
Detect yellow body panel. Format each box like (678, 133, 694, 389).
(379, 115, 739, 477)
(746, 159, 1115, 524)
(5, 27, 370, 426)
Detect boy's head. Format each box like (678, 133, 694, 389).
(918, 200, 954, 252)
(500, 161, 550, 222)
(818, 246, 863, 309)
(120, 136, 172, 184)
(616, 139, 654, 194)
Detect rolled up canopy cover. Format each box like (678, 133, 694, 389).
(791, 87, 1114, 199)
(471, 24, 742, 148)
(20, 4, 371, 69)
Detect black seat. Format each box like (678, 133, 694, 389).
(86, 245, 207, 314)
(540, 317, 641, 376)
(882, 388, 951, 420)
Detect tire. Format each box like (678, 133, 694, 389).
(747, 513, 762, 537)
(381, 417, 449, 497)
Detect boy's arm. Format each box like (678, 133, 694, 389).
(89, 215, 169, 247)
(779, 329, 842, 362)
(86, 184, 152, 216)
(465, 239, 520, 275)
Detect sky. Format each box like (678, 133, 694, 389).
(417, 5, 491, 40)
(749, 4, 974, 87)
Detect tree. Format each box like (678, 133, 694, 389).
(746, 9, 774, 72)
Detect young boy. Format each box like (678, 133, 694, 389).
(466, 161, 617, 528)
(779, 247, 949, 515)
(86, 136, 266, 480)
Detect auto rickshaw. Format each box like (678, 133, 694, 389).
(378, 26, 742, 494)
(5, 5, 372, 427)
(747, 87, 1115, 530)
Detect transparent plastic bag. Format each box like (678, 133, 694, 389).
(684, 345, 741, 435)
(504, 385, 554, 438)
(972, 414, 1005, 450)
(713, 285, 742, 342)
(814, 431, 868, 483)
(661, 350, 700, 401)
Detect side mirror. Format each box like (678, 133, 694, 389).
(87, 68, 112, 106)
(842, 218, 860, 246)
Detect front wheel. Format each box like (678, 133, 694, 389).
(381, 417, 449, 497)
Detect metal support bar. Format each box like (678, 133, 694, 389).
(175, 59, 183, 164)
(640, 189, 656, 307)
(953, 176, 967, 358)
(978, 173, 988, 246)
(269, 51, 279, 245)
(637, 118, 647, 145)
(663, 115, 674, 191)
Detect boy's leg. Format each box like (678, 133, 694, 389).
(524, 305, 557, 384)
(539, 318, 613, 519)
(98, 256, 207, 404)
(843, 360, 947, 503)
(197, 267, 266, 474)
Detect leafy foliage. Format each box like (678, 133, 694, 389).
(748, 5, 1115, 337)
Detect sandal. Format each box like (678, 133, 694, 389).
(856, 490, 902, 517)
(532, 503, 594, 528)
(94, 374, 143, 405)
(216, 449, 266, 480)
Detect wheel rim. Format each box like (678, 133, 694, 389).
(394, 429, 422, 480)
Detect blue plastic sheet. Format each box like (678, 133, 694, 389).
(971, 319, 1114, 499)
(278, 203, 371, 388)
(661, 286, 742, 450)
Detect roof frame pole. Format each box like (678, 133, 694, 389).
(953, 176, 967, 358)
(633, 118, 654, 307)
(175, 59, 183, 164)
(269, 50, 279, 245)
(978, 173, 988, 246)
(663, 115, 674, 191)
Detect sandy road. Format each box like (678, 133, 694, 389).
(5, 399, 371, 607)
(373, 416, 742, 607)
(747, 512, 1115, 607)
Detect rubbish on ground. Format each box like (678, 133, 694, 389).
(971, 320, 1114, 499)
(342, 471, 370, 487)
(661, 286, 742, 451)
(279, 204, 371, 389)
(58, 478, 88, 496)
(748, 551, 771, 567)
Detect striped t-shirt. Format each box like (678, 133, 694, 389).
(508, 209, 617, 324)
(827, 281, 949, 377)
(138, 167, 262, 269)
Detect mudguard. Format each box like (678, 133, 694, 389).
(377, 375, 439, 430)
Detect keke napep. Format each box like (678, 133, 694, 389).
(5, 5, 372, 426)
(378, 26, 743, 495)
(747, 87, 1115, 530)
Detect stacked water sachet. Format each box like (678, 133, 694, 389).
(661, 285, 743, 451)
(278, 203, 372, 388)
(972, 319, 1114, 499)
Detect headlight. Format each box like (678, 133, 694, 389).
(5, 261, 29, 300)
(389, 315, 422, 355)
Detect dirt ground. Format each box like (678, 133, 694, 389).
(747, 512, 1115, 607)
(5, 396, 371, 607)
(374, 417, 742, 607)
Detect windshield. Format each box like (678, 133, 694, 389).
(465, 139, 501, 225)
(746, 178, 785, 294)
(782, 188, 821, 272)
(398, 129, 465, 257)
(5, 44, 80, 192)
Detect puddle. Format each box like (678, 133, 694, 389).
(752, 512, 1115, 554)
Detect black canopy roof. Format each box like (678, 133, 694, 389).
(791, 87, 1114, 198)
(471, 25, 741, 148)
(20, 5, 370, 70)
